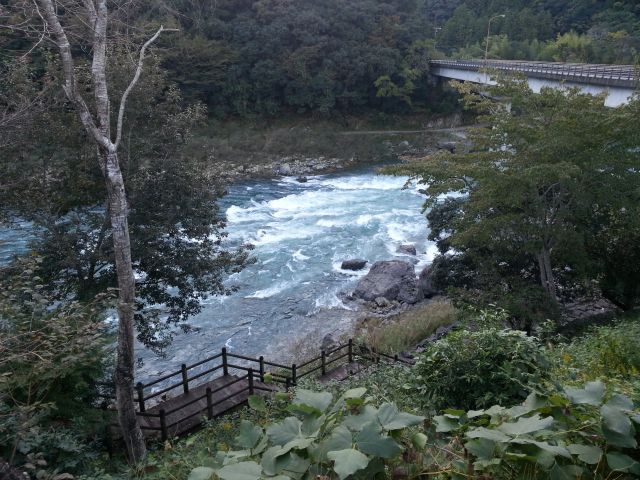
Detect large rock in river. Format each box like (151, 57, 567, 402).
(341, 259, 368, 271)
(353, 260, 423, 304)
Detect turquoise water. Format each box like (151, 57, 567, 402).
(0, 167, 436, 381)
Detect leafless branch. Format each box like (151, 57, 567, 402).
(114, 25, 177, 148)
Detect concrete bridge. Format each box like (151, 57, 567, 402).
(430, 59, 639, 107)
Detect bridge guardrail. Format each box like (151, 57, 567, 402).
(430, 59, 639, 88)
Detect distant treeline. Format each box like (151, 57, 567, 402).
(1, 0, 638, 118)
(148, 0, 639, 116)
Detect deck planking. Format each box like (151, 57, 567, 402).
(137, 374, 275, 439)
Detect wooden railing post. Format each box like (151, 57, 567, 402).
(136, 382, 145, 413)
(206, 387, 213, 419)
(248, 368, 254, 395)
(222, 347, 228, 376)
(181, 363, 189, 394)
(259, 356, 265, 382)
(291, 364, 297, 386)
(321, 350, 326, 375)
(394, 354, 399, 363)
(160, 409, 168, 442)
(348, 339, 353, 363)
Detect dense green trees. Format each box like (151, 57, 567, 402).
(430, 0, 639, 63)
(390, 77, 640, 328)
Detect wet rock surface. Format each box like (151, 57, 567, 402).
(341, 259, 368, 271)
(353, 260, 423, 304)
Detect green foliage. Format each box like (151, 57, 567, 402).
(412, 329, 550, 411)
(551, 318, 640, 400)
(190, 388, 424, 479)
(435, 381, 640, 479)
(0, 53, 252, 351)
(0, 257, 110, 473)
(430, 0, 639, 63)
(389, 78, 640, 322)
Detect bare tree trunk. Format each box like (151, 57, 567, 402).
(102, 148, 146, 462)
(33, 0, 170, 463)
(537, 246, 556, 299)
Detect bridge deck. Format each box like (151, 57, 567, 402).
(430, 59, 638, 88)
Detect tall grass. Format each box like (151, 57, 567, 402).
(356, 299, 457, 355)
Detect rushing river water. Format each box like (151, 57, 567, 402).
(0, 166, 437, 382)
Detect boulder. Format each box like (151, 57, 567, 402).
(341, 259, 368, 271)
(437, 141, 457, 153)
(277, 163, 293, 175)
(321, 333, 337, 352)
(296, 176, 308, 183)
(353, 260, 423, 304)
(418, 265, 438, 298)
(397, 244, 417, 256)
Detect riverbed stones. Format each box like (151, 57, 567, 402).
(397, 244, 417, 256)
(353, 260, 423, 304)
(341, 259, 368, 271)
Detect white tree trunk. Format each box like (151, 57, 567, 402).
(33, 0, 169, 463)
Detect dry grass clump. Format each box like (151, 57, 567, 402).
(356, 298, 457, 355)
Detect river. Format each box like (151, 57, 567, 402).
(0, 166, 436, 382)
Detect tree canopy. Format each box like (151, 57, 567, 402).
(388, 77, 640, 327)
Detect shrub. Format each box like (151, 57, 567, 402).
(411, 329, 549, 411)
(0, 257, 110, 473)
(189, 388, 425, 480)
(435, 381, 640, 479)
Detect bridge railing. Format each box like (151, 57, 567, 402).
(430, 59, 639, 87)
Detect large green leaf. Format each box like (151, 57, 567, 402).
(567, 444, 602, 465)
(247, 395, 267, 412)
(343, 405, 378, 431)
(355, 422, 402, 459)
(236, 420, 263, 450)
(312, 425, 353, 462)
(377, 403, 424, 431)
(343, 387, 367, 399)
(601, 404, 637, 448)
(465, 438, 497, 459)
(509, 439, 571, 458)
(216, 461, 262, 480)
(606, 394, 634, 411)
(564, 382, 604, 406)
(267, 417, 303, 445)
(435, 415, 460, 433)
(261, 446, 289, 476)
(601, 405, 633, 435)
(327, 449, 370, 480)
(497, 414, 554, 436)
(292, 389, 333, 415)
(279, 452, 311, 480)
(606, 453, 640, 474)
(466, 427, 510, 442)
(188, 467, 215, 480)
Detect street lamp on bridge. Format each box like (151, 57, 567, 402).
(485, 14, 506, 63)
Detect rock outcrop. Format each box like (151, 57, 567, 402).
(397, 244, 417, 256)
(418, 265, 438, 298)
(353, 260, 423, 304)
(341, 259, 368, 271)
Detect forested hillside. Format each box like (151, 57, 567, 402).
(431, 0, 640, 63)
(146, 0, 640, 115)
(2, 0, 638, 119)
